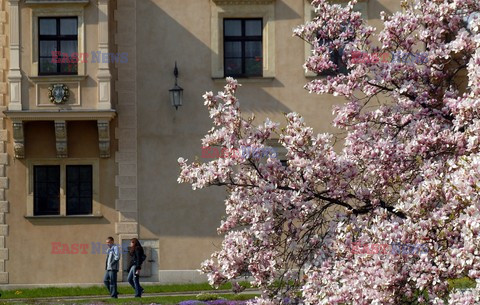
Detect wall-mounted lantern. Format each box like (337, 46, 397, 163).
(169, 62, 183, 110)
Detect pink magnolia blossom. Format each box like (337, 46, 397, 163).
(179, 0, 480, 304)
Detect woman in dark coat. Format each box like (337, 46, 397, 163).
(127, 238, 145, 297)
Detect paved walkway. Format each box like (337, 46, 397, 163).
(0, 288, 259, 304)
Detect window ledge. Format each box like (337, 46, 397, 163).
(212, 77, 275, 83)
(28, 75, 87, 83)
(305, 73, 346, 79)
(25, 214, 103, 219)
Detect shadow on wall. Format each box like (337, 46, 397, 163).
(133, 1, 300, 238)
(368, 0, 395, 20)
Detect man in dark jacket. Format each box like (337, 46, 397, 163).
(104, 236, 120, 298)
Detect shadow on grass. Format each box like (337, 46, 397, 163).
(0, 294, 259, 305)
(0, 282, 253, 300)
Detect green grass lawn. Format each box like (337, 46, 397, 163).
(0, 278, 475, 304)
(448, 277, 477, 291)
(0, 282, 252, 299)
(0, 293, 258, 305)
(77, 293, 257, 305)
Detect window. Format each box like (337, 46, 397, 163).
(210, 0, 276, 79)
(265, 139, 288, 167)
(224, 19, 263, 77)
(317, 37, 349, 76)
(33, 164, 92, 215)
(66, 165, 93, 215)
(34, 165, 60, 215)
(39, 17, 78, 75)
(30, 7, 86, 77)
(303, 0, 368, 77)
(28, 160, 100, 217)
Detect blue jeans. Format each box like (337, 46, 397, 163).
(127, 265, 143, 297)
(103, 270, 118, 298)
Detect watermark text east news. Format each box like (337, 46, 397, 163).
(51, 242, 128, 254)
(51, 51, 128, 64)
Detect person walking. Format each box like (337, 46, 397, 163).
(103, 236, 120, 298)
(127, 238, 145, 297)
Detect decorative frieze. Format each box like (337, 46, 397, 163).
(54, 120, 67, 158)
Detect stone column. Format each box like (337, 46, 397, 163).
(97, 0, 112, 110)
(0, 0, 11, 284)
(114, 0, 138, 281)
(6, 0, 21, 111)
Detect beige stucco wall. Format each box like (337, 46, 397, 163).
(3, 0, 118, 285)
(135, 0, 400, 276)
(5, 120, 117, 284)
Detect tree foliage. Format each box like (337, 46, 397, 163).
(178, 0, 480, 304)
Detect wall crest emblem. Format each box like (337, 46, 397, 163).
(48, 84, 70, 104)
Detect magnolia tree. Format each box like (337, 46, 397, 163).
(178, 0, 480, 304)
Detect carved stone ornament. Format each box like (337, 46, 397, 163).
(48, 84, 70, 104)
(97, 120, 110, 158)
(54, 121, 68, 158)
(12, 121, 25, 159)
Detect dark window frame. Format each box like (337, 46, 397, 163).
(33, 165, 60, 216)
(223, 18, 263, 78)
(33, 164, 93, 216)
(66, 165, 93, 216)
(38, 17, 78, 76)
(315, 21, 353, 77)
(317, 38, 349, 76)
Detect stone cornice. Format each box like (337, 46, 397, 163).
(28, 75, 88, 84)
(25, 0, 89, 5)
(4, 110, 116, 121)
(212, 0, 275, 5)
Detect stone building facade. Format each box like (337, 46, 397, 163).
(0, 0, 400, 286)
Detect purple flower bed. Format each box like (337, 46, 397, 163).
(178, 300, 248, 305)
